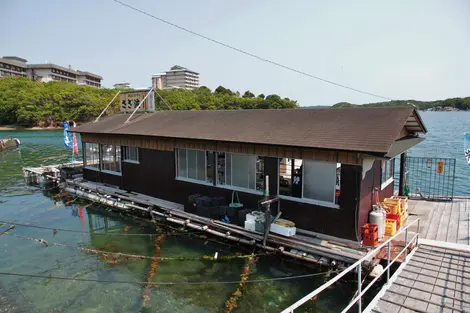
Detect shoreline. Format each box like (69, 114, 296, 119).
(0, 126, 63, 131)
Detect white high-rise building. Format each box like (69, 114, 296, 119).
(0, 55, 102, 87)
(151, 65, 199, 90)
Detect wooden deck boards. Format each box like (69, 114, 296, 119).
(367, 199, 470, 313)
(406, 199, 470, 244)
(372, 245, 470, 313)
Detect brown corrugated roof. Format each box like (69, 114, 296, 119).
(71, 107, 426, 154)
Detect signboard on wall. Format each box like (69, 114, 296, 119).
(120, 89, 155, 113)
(437, 160, 444, 174)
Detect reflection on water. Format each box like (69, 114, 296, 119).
(0, 130, 357, 312)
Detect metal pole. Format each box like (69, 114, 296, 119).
(154, 88, 172, 110)
(399, 152, 406, 196)
(125, 88, 154, 123)
(357, 264, 362, 312)
(416, 219, 420, 245)
(263, 175, 271, 247)
(404, 228, 408, 261)
(386, 241, 391, 283)
(94, 91, 121, 123)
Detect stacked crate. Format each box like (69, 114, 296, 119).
(382, 196, 408, 236)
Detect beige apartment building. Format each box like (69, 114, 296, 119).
(0, 56, 102, 87)
(151, 65, 199, 90)
(0, 56, 28, 78)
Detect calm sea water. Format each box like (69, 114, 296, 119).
(406, 112, 470, 196)
(0, 131, 355, 312)
(0, 111, 467, 312)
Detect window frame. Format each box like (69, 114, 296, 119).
(278, 158, 340, 209)
(83, 142, 100, 171)
(100, 144, 122, 176)
(123, 146, 139, 164)
(217, 152, 264, 195)
(381, 158, 395, 190)
(175, 148, 212, 186)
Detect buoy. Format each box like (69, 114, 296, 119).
(369, 264, 384, 278)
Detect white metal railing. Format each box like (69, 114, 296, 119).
(281, 218, 421, 313)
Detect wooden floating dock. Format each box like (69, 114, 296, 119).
(23, 162, 83, 184)
(62, 177, 370, 269)
(367, 243, 470, 313)
(363, 198, 470, 313)
(282, 198, 470, 313)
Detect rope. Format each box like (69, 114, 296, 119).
(0, 269, 336, 285)
(0, 220, 206, 237)
(7, 233, 271, 262)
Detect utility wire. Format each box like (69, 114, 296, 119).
(112, 0, 394, 101)
(0, 220, 205, 236)
(0, 270, 336, 285)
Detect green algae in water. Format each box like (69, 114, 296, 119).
(0, 130, 359, 312)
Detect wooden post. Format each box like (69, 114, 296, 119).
(399, 152, 406, 196)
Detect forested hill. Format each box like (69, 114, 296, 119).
(0, 78, 298, 127)
(332, 97, 470, 111)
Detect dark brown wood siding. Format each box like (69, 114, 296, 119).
(83, 168, 123, 188)
(82, 133, 361, 165)
(358, 160, 395, 237)
(84, 146, 361, 241)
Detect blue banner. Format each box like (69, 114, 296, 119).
(63, 121, 72, 149)
(465, 132, 470, 165)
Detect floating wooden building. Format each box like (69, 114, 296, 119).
(69, 106, 426, 244)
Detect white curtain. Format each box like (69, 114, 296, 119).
(303, 160, 336, 202)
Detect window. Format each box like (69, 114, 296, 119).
(217, 152, 263, 192)
(123, 146, 139, 163)
(279, 158, 340, 206)
(177, 149, 211, 183)
(381, 158, 395, 189)
(84, 142, 100, 170)
(101, 144, 121, 174)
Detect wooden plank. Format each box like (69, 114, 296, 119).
(458, 200, 469, 245)
(434, 201, 451, 241)
(446, 200, 459, 243)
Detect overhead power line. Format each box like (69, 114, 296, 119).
(0, 270, 336, 285)
(0, 220, 205, 236)
(112, 0, 394, 101)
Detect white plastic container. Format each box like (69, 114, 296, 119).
(246, 211, 264, 222)
(270, 222, 296, 237)
(244, 220, 256, 231)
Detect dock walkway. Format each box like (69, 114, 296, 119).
(408, 198, 470, 245)
(282, 198, 470, 313)
(366, 198, 470, 313)
(369, 244, 470, 313)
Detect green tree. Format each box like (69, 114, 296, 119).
(242, 91, 255, 98)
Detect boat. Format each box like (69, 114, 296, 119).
(0, 137, 20, 152)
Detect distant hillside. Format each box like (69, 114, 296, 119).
(332, 97, 470, 111)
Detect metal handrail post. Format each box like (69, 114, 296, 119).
(386, 241, 391, 283)
(94, 91, 121, 123)
(125, 88, 154, 123)
(357, 264, 362, 312)
(280, 218, 420, 313)
(404, 228, 408, 261)
(416, 219, 420, 245)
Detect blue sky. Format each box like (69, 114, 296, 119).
(1, 0, 469, 106)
